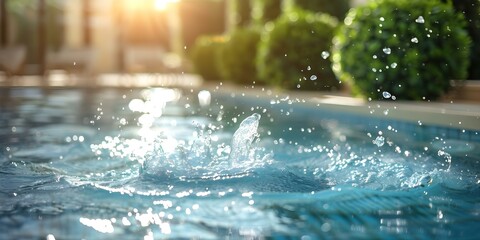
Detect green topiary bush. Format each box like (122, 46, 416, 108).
(257, 9, 339, 90)
(233, 0, 253, 27)
(292, 0, 350, 21)
(219, 27, 261, 85)
(443, 0, 480, 79)
(254, 0, 283, 24)
(191, 35, 225, 81)
(332, 0, 471, 100)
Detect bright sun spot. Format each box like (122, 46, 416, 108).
(154, 0, 179, 11)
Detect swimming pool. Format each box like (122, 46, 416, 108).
(1, 87, 479, 239)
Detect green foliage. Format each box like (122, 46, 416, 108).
(180, 0, 226, 50)
(443, 0, 480, 79)
(191, 35, 225, 81)
(257, 10, 339, 90)
(332, 0, 471, 100)
(234, 0, 253, 27)
(256, 0, 283, 23)
(292, 0, 350, 20)
(220, 27, 261, 84)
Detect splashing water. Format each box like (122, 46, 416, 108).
(2, 88, 479, 239)
(141, 113, 270, 178)
(229, 113, 262, 168)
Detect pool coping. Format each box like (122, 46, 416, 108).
(204, 83, 480, 131)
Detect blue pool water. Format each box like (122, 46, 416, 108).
(0, 87, 479, 239)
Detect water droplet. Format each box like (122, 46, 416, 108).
(307, 66, 311, 71)
(310, 75, 317, 81)
(411, 37, 419, 43)
(372, 55, 377, 59)
(321, 51, 330, 59)
(373, 136, 385, 147)
(382, 91, 392, 99)
(379, 17, 385, 22)
(119, 118, 127, 125)
(383, 47, 391, 54)
(198, 90, 211, 107)
(415, 16, 425, 24)
(391, 62, 398, 68)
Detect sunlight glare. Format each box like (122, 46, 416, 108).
(154, 0, 179, 11)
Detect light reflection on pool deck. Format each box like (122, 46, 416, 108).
(0, 83, 479, 239)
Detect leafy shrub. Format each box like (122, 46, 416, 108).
(257, 9, 339, 90)
(220, 27, 261, 84)
(191, 35, 225, 81)
(292, 0, 350, 21)
(254, 0, 283, 24)
(443, 0, 480, 79)
(332, 0, 471, 100)
(233, 0, 253, 27)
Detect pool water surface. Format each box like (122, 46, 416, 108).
(0, 87, 479, 239)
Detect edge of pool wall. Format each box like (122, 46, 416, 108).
(206, 84, 480, 141)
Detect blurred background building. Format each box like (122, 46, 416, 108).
(0, 0, 366, 80)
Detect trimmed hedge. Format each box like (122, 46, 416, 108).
(255, 0, 283, 24)
(444, 0, 480, 79)
(233, 0, 253, 27)
(332, 0, 471, 100)
(220, 27, 261, 85)
(191, 35, 225, 81)
(257, 9, 339, 90)
(292, 0, 350, 20)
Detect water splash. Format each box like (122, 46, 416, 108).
(229, 113, 261, 168)
(141, 113, 271, 179)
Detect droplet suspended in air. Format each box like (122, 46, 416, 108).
(383, 47, 391, 55)
(307, 66, 311, 71)
(411, 37, 419, 43)
(391, 62, 398, 68)
(321, 51, 330, 59)
(415, 16, 425, 24)
(382, 91, 392, 99)
(373, 136, 385, 147)
(310, 75, 317, 81)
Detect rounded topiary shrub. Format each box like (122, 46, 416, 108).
(292, 0, 350, 21)
(444, 0, 480, 79)
(233, 0, 253, 27)
(191, 35, 225, 81)
(257, 9, 339, 90)
(219, 27, 261, 85)
(332, 0, 471, 100)
(254, 0, 283, 24)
